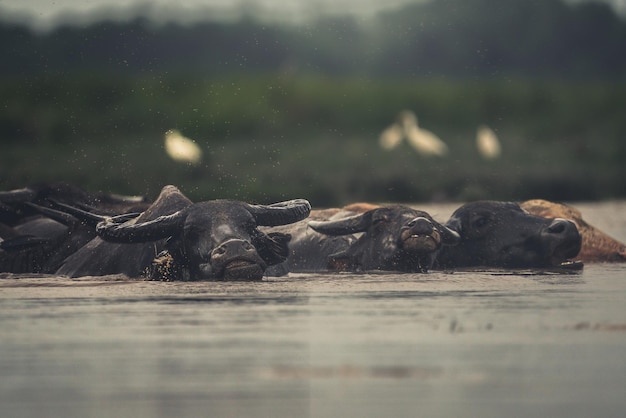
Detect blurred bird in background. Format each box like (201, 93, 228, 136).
(379, 110, 448, 157)
(476, 124, 501, 160)
(379, 121, 404, 150)
(164, 129, 203, 165)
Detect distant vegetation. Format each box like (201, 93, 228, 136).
(2, 0, 626, 78)
(1, 0, 625, 205)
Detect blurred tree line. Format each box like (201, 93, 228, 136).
(1, 0, 625, 205)
(1, 0, 625, 78)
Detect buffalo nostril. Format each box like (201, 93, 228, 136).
(547, 219, 568, 234)
(213, 246, 227, 256)
(211, 239, 257, 260)
(410, 217, 434, 235)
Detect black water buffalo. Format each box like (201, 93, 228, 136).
(436, 201, 582, 269)
(0, 182, 148, 274)
(56, 185, 311, 281)
(0, 181, 149, 225)
(0, 204, 138, 274)
(1, 204, 87, 273)
(266, 203, 460, 274)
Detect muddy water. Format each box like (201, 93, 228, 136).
(1, 202, 626, 418)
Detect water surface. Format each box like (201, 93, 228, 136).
(1, 201, 625, 418)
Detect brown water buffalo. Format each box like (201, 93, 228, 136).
(436, 201, 582, 269)
(55, 185, 310, 281)
(521, 199, 626, 262)
(265, 203, 460, 274)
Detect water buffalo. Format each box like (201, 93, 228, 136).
(0, 181, 149, 225)
(266, 203, 460, 274)
(56, 185, 311, 281)
(436, 201, 582, 269)
(0, 182, 148, 274)
(0, 203, 138, 274)
(521, 199, 626, 262)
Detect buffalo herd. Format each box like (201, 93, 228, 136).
(1, 182, 624, 280)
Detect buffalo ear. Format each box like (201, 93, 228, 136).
(252, 232, 292, 266)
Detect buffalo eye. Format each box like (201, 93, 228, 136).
(372, 213, 389, 225)
(240, 217, 257, 232)
(472, 216, 489, 229)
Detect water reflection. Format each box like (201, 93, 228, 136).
(1, 265, 626, 418)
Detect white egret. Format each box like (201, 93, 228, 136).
(379, 123, 404, 150)
(476, 124, 501, 160)
(379, 110, 448, 157)
(164, 129, 203, 165)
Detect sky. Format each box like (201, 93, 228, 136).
(1, 0, 625, 31)
(0, 0, 425, 30)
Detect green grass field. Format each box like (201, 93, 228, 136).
(1, 73, 624, 205)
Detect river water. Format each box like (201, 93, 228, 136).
(1, 201, 626, 418)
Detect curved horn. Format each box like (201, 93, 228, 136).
(437, 223, 461, 246)
(444, 215, 463, 236)
(25, 202, 81, 228)
(96, 210, 186, 243)
(49, 200, 142, 227)
(246, 199, 311, 226)
(0, 187, 36, 203)
(308, 212, 373, 236)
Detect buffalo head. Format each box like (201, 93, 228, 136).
(521, 199, 626, 263)
(96, 197, 311, 281)
(437, 201, 582, 269)
(308, 205, 460, 272)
